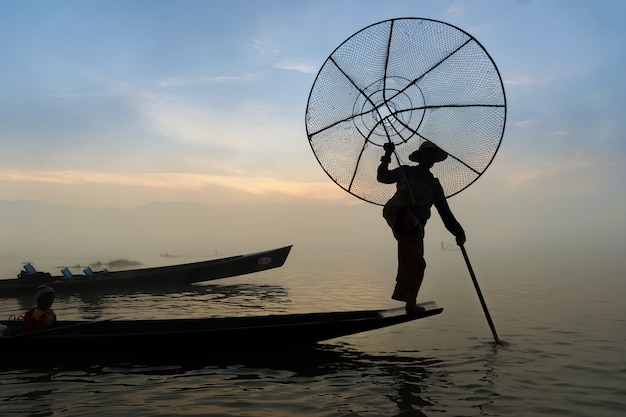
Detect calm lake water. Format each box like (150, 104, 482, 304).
(1, 248, 624, 417)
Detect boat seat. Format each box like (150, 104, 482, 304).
(61, 267, 75, 280)
(23, 263, 37, 275)
(83, 266, 108, 277)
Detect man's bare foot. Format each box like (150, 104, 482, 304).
(405, 303, 426, 314)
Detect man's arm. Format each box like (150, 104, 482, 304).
(434, 199, 466, 245)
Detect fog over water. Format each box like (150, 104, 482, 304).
(2, 199, 625, 417)
(1, 199, 623, 289)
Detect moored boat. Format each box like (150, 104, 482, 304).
(0, 245, 292, 297)
(0, 302, 443, 359)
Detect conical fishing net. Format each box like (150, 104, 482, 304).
(305, 18, 506, 206)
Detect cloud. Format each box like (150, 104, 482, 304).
(156, 75, 256, 87)
(505, 154, 596, 187)
(249, 38, 280, 55)
(444, 4, 467, 16)
(45, 93, 116, 99)
(512, 119, 537, 128)
(135, 93, 295, 151)
(552, 131, 571, 136)
(504, 77, 539, 86)
(0, 169, 354, 206)
(273, 60, 317, 74)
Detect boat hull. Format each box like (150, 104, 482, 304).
(0, 245, 292, 297)
(0, 302, 443, 359)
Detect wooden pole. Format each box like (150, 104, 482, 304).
(459, 244, 501, 345)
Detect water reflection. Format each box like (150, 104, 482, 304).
(2, 283, 291, 320)
(1, 342, 451, 417)
(0, 328, 511, 416)
(0, 273, 510, 416)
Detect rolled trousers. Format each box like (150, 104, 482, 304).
(383, 205, 426, 304)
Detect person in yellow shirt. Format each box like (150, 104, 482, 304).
(22, 285, 57, 333)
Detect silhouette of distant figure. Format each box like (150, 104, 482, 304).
(377, 141, 466, 314)
(22, 285, 57, 333)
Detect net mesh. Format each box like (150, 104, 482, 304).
(305, 18, 506, 206)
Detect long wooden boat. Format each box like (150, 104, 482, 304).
(0, 245, 292, 297)
(0, 302, 442, 359)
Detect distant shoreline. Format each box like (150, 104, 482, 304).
(54, 259, 143, 270)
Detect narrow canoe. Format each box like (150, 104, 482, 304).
(0, 245, 292, 297)
(0, 302, 443, 359)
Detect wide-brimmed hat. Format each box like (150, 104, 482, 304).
(408, 141, 448, 163)
(34, 285, 55, 303)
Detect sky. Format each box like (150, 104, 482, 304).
(1, 0, 626, 273)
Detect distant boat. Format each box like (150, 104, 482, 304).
(441, 241, 459, 251)
(160, 252, 183, 258)
(160, 250, 222, 258)
(0, 245, 293, 297)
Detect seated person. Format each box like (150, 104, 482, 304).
(22, 285, 57, 333)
